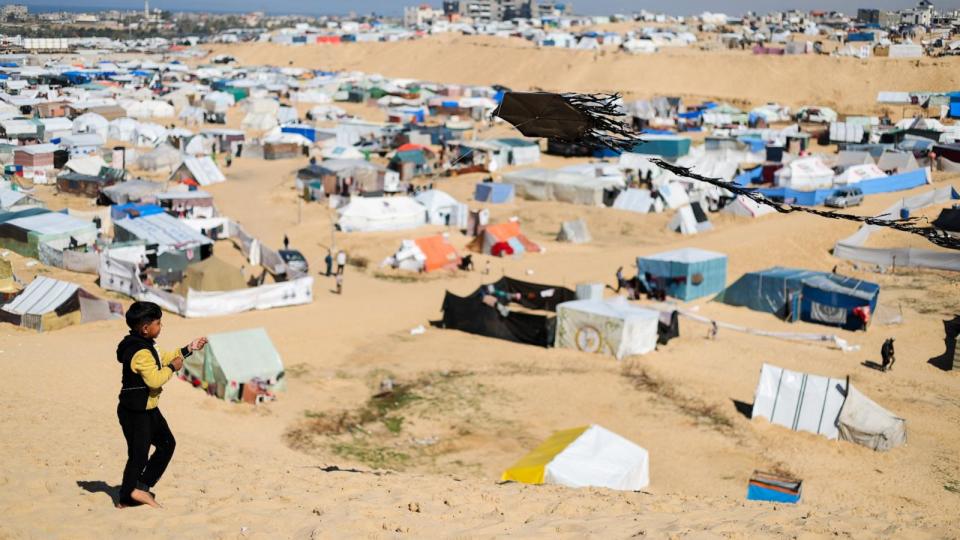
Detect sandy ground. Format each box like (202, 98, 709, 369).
(206, 35, 960, 115)
(2, 42, 960, 539)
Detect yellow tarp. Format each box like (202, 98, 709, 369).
(0, 257, 19, 293)
(500, 426, 588, 485)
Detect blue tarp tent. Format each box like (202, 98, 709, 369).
(716, 267, 879, 330)
(637, 248, 727, 301)
(281, 124, 317, 142)
(734, 166, 763, 186)
(111, 203, 165, 221)
(758, 168, 928, 206)
(629, 135, 691, 158)
(474, 182, 514, 204)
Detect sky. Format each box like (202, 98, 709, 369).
(15, 0, 960, 17)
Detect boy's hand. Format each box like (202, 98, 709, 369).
(189, 337, 208, 351)
(170, 356, 184, 372)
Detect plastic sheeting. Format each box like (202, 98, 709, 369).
(837, 385, 907, 451)
(752, 363, 847, 440)
(833, 186, 960, 272)
(337, 196, 427, 232)
(637, 248, 727, 301)
(502, 168, 620, 206)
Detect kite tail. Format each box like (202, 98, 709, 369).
(558, 92, 643, 152)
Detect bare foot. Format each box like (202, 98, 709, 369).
(129, 488, 161, 508)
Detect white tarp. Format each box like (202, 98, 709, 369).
(721, 195, 776, 218)
(613, 189, 654, 214)
(752, 362, 847, 440)
(833, 186, 960, 272)
(545, 425, 650, 491)
(557, 218, 592, 243)
(835, 164, 886, 184)
(555, 297, 660, 360)
(337, 196, 427, 232)
(775, 156, 835, 189)
(837, 385, 907, 451)
(502, 168, 620, 206)
(1, 275, 77, 316)
(176, 156, 225, 186)
(414, 189, 467, 228)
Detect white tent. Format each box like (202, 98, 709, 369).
(135, 144, 182, 173)
(414, 189, 467, 228)
(73, 113, 109, 140)
(752, 363, 906, 451)
(135, 123, 168, 147)
(202, 91, 236, 113)
(320, 145, 365, 160)
(835, 164, 886, 184)
(171, 156, 225, 186)
(337, 196, 427, 232)
(502, 168, 621, 206)
(555, 297, 660, 360)
(241, 98, 280, 131)
(774, 156, 835, 189)
(721, 195, 776, 218)
(556, 218, 591, 243)
(108, 117, 138, 142)
(613, 189, 655, 213)
(501, 425, 650, 491)
(63, 155, 108, 176)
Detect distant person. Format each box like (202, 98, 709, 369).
(116, 302, 207, 509)
(707, 321, 718, 340)
(459, 254, 474, 271)
(283, 235, 290, 250)
(324, 249, 333, 277)
(225, 155, 232, 168)
(335, 272, 343, 294)
(336, 250, 347, 275)
(881, 338, 896, 372)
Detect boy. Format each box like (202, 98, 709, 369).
(116, 301, 206, 509)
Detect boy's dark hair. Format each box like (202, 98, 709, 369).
(126, 301, 162, 332)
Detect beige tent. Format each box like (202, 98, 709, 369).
(177, 256, 247, 294)
(0, 257, 21, 296)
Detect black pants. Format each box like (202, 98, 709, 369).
(117, 406, 176, 504)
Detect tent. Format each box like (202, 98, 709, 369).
(721, 195, 776, 218)
(556, 218, 591, 243)
(555, 297, 660, 359)
(414, 189, 468, 228)
(834, 164, 886, 185)
(667, 203, 712, 235)
(638, 248, 727, 301)
(774, 157, 834, 189)
(0, 275, 121, 331)
(502, 168, 621, 206)
(135, 144, 181, 173)
(72, 112, 109, 140)
(183, 328, 285, 402)
(613, 189, 655, 214)
(0, 256, 20, 297)
(437, 277, 576, 347)
(718, 267, 879, 330)
(113, 212, 213, 264)
(383, 234, 460, 273)
(177, 255, 247, 294)
(0, 210, 98, 258)
(474, 182, 515, 204)
(337, 196, 427, 232)
(100, 180, 165, 205)
(476, 221, 541, 256)
(876, 150, 919, 174)
(752, 363, 906, 451)
(501, 425, 649, 491)
(169, 156, 226, 186)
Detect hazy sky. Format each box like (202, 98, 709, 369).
(17, 0, 960, 17)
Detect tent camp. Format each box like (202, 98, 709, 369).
(501, 425, 649, 491)
(337, 196, 427, 232)
(556, 218, 591, 243)
(475, 221, 541, 256)
(717, 267, 879, 330)
(382, 234, 461, 273)
(638, 248, 727, 301)
(169, 156, 225, 186)
(0, 275, 121, 331)
(183, 327, 286, 402)
(555, 297, 660, 359)
(437, 276, 576, 347)
(752, 363, 906, 451)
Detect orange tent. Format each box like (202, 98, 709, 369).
(414, 235, 460, 272)
(477, 222, 541, 256)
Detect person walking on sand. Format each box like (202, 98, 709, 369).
(335, 272, 343, 294)
(336, 249, 347, 276)
(115, 301, 207, 509)
(881, 337, 896, 372)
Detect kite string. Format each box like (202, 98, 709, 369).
(650, 158, 960, 251)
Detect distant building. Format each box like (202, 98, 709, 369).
(441, 0, 568, 22)
(857, 8, 880, 24)
(1, 4, 28, 20)
(404, 4, 444, 27)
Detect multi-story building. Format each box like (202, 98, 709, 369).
(441, 0, 568, 22)
(857, 8, 880, 24)
(1, 4, 28, 20)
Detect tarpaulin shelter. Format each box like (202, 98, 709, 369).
(437, 276, 576, 347)
(932, 207, 960, 233)
(555, 297, 660, 359)
(717, 267, 879, 331)
(169, 156, 225, 186)
(500, 425, 649, 491)
(474, 182, 514, 203)
(721, 195, 776, 218)
(113, 212, 213, 264)
(176, 255, 246, 294)
(0, 275, 121, 331)
(752, 363, 906, 451)
(474, 221, 541, 256)
(502, 168, 620, 206)
(556, 218, 591, 243)
(0, 210, 97, 258)
(383, 234, 460, 273)
(337, 196, 427, 232)
(183, 327, 285, 402)
(613, 189, 655, 214)
(99, 180, 165, 205)
(638, 248, 727, 301)
(414, 189, 468, 228)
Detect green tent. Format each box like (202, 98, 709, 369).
(184, 328, 286, 402)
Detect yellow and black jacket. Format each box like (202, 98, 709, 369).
(117, 333, 192, 410)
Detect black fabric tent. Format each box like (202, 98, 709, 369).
(434, 277, 576, 347)
(932, 207, 960, 233)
